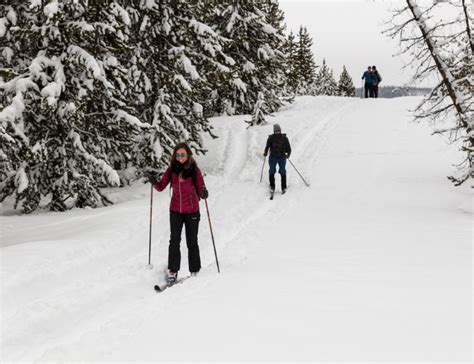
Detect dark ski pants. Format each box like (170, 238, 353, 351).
(269, 156, 287, 176)
(364, 84, 373, 98)
(373, 85, 379, 98)
(269, 156, 287, 189)
(168, 211, 201, 273)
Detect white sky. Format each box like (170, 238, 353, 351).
(279, 0, 432, 87)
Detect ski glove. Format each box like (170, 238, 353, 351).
(200, 186, 209, 199)
(149, 174, 158, 185)
(145, 171, 162, 185)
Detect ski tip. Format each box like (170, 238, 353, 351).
(154, 285, 162, 292)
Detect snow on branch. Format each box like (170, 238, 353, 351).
(67, 45, 102, 79)
(189, 18, 217, 37)
(114, 110, 150, 129)
(180, 53, 201, 80)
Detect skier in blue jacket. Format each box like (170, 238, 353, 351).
(361, 66, 376, 98)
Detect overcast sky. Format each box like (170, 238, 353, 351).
(279, 0, 430, 87)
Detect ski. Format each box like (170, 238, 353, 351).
(154, 276, 191, 292)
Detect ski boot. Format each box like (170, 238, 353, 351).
(281, 175, 287, 194)
(270, 174, 276, 199)
(166, 270, 178, 286)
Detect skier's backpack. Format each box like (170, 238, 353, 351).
(269, 133, 287, 157)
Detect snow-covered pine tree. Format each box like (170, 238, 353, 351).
(213, 1, 286, 115)
(124, 1, 233, 174)
(0, 1, 148, 213)
(245, 91, 267, 127)
(327, 68, 338, 96)
(294, 26, 317, 95)
(337, 65, 356, 97)
(385, 0, 473, 186)
(313, 59, 338, 96)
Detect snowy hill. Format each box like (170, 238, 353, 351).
(1, 96, 471, 361)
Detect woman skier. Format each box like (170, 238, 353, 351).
(148, 142, 208, 285)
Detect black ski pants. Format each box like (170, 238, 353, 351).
(365, 83, 375, 98)
(168, 211, 201, 273)
(373, 84, 379, 98)
(364, 84, 370, 98)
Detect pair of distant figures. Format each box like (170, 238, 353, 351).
(361, 65, 382, 98)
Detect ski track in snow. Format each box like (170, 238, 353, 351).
(1, 96, 471, 361)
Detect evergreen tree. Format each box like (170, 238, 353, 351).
(0, 1, 147, 212)
(261, 0, 289, 100)
(294, 26, 317, 95)
(245, 91, 267, 127)
(283, 31, 298, 93)
(327, 69, 338, 96)
(313, 59, 337, 96)
(337, 65, 356, 97)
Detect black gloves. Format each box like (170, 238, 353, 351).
(200, 186, 209, 199)
(144, 171, 162, 184)
(149, 174, 159, 184)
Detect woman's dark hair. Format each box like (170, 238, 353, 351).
(171, 142, 194, 169)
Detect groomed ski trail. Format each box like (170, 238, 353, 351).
(1, 96, 470, 361)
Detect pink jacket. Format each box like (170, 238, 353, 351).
(153, 166, 205, 213)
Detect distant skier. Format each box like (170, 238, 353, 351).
(361, 66, 376, 98)
(147, 142, 208, 285)
(372, 65, 382, 98)
(263, 124, 292, 194)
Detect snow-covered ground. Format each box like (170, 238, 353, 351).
(1, 96, 471, 361)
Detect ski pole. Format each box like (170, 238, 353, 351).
(361, 80, 364, 98)
(259, 155, 266, 183)
(288, 158, 310, 187)
(147, 183, 154, 269)
(204, 199, 220, 273)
